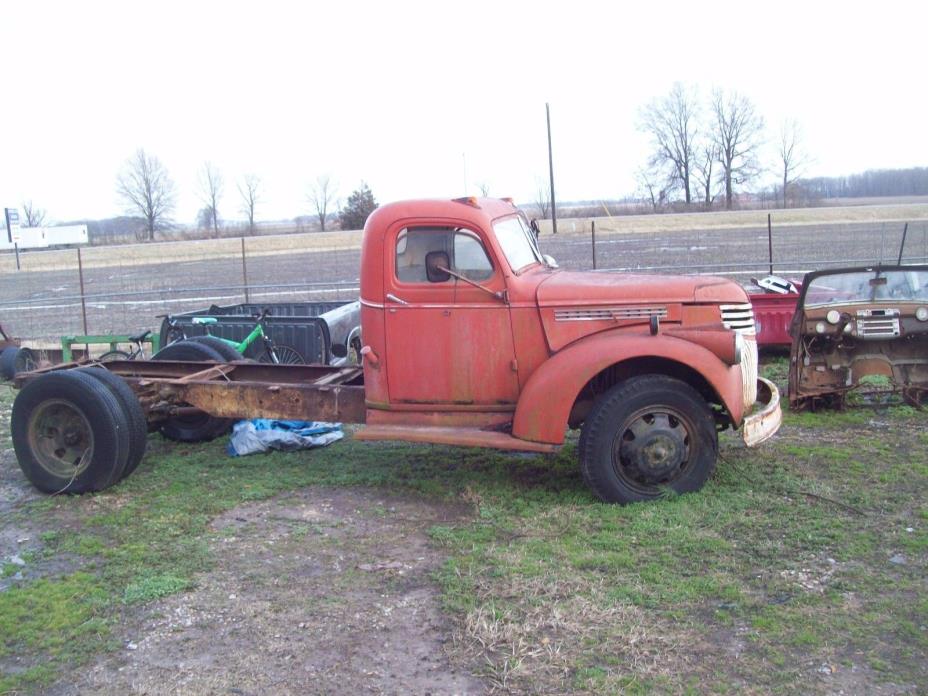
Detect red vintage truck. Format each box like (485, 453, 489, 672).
(10, 197, 781, 504)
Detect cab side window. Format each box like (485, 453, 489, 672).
(395, 227, 493, 283)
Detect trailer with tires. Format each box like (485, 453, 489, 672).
(8, 197, 782, 504)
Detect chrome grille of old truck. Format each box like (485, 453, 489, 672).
(720, 303, 758, 410)
(720, 303, 756, 333)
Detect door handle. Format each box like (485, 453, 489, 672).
(386, 293, 409, 305)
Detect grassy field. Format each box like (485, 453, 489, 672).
(0, 361, 926, 693)
(3, 201, 928, 274)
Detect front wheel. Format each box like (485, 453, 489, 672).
(99, 350, 133, 362)
(579, 375, 718, 504)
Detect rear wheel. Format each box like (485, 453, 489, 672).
(259, 344, 304, 365)
(1, 347, 37, 379)
(579, 375, 718, 504)
(11, 371, 130, 493)
(152, 340, 233, 442)
(78, 367, 148, 478)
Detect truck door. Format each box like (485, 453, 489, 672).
(383, 224, 519, 405)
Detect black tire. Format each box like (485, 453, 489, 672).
(152, 340, 233, 442)
(11, 370, 131, 493)
(579, 375, 718, 504)
(259, 344, 305, 365)
(78, 367, 148, 478)
(187, 335, 243, 362)
(99, 350, 133, 362)
(1, 347, 37, 380)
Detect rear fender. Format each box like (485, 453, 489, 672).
(512, 331, 743, 444)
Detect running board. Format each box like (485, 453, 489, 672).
(355, 425, 559, 453)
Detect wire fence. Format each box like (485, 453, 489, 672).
(1, 215, 926, 344)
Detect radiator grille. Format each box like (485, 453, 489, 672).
(554, 306, 668, 321)
(720, 303, 756, 333)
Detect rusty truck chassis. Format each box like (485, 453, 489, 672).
(17, 360, 369, 426)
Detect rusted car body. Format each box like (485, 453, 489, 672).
(789, 265, 928, 409)
(12, 197, 781, 503)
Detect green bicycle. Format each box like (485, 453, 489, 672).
(186, 308, 305, 364)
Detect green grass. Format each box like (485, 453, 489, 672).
(1, 381, 926, 693)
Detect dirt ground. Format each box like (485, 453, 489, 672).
(31, 487, 482, 696)
(0, 420, 484, 696)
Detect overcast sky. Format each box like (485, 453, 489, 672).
(1, 0, 925, 225)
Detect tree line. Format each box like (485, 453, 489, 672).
(114, 149, 378, 242)
(636, 82, 812, 211)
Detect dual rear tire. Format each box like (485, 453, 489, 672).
(11, 371, 136, 493)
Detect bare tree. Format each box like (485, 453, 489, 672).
(238, 174, 261, 235)
(477, 182, 490, 197)
(636, 166, 673, 213)
(693, 142, 720, 208)
(534, 181, 551, 219)
(116, 149, 176, 241)
(710, 89, 765, 210)
(639, 83, 700, 205)
(22, 201, 46, 227)
(198, 162, 223, 238)
(778, 119, 810, 208)
(309, 175, 337, 232)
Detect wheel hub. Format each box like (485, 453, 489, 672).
(617, 413, 689, 484)
(28, 400, 95, 478)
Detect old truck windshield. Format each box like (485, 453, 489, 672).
(805, 269, 928, 307)
(493, 216, 543, 273)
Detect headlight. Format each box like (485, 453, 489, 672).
(826, 310, 841, 324)
(917, 307, 928, 322)
(815, 322, 827, 334)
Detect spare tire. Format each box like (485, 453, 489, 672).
(152, 340, 233, 442)
(78, 367, 148, 478)
(187, 335, 243, 362)
(1, 347, 37, 380)
(11, 370, 131, 493)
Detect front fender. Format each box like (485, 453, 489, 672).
(512, 330, 743, 444)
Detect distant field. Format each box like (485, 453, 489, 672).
(536, 201, 928, 236)
(2, 202, 928, 275)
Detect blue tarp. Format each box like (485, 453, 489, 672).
(227, 419, 343, 456)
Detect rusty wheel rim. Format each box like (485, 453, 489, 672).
(612, 406, 693, 494)
(27, 399, 94, 478)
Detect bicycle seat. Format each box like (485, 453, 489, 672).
(128, 330, 151, 343)
(191, 317, 219, 325)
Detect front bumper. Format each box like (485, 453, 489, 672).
(741, 377, 782, 447)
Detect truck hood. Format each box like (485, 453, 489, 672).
(536, 270, 746, 306)
(535, 271, 749, 352)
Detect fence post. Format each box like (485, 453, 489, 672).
(591, 220, 597, 269)
(767, 213, 774, 275)
(241, 237, 250, 303)
(77, 247, 88, 336)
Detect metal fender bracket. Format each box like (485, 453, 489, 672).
(741, 377, 782, 447)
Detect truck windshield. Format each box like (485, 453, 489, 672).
(493, 216, 544, 273)
(805, 269, 928, 307)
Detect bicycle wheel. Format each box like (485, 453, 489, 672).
(259, 345, 305, 365)
(99, 350, 133, 362)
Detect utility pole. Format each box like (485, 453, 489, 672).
(546, 103, 557, 235)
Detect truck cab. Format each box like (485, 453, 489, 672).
(357, 197, 781, 503)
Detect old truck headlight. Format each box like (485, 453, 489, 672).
(917, 307, 928, 322)
(815, 322, 827, 334)
(826, 309, 841, 324)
